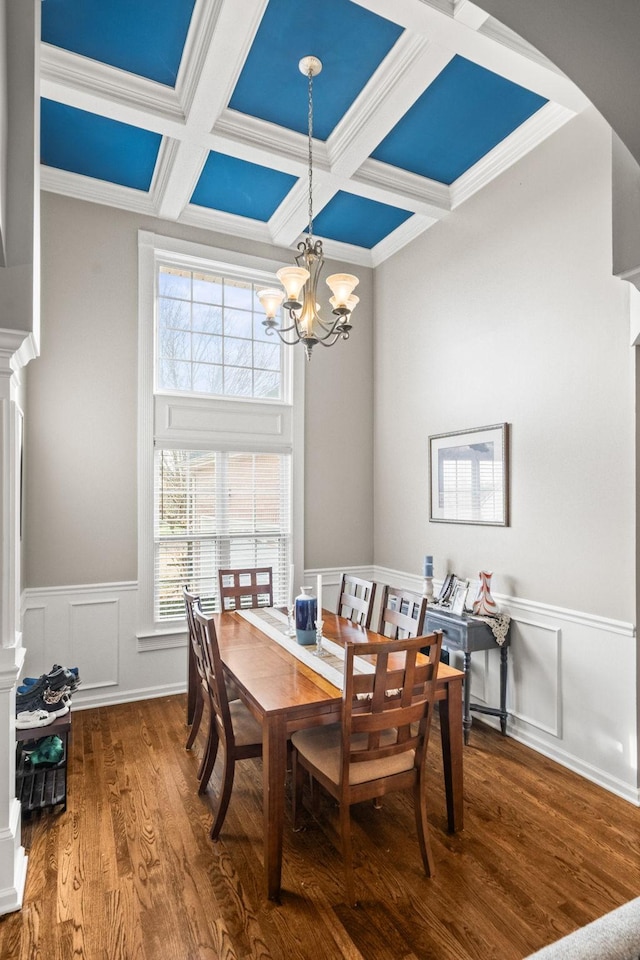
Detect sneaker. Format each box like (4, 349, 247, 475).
(18, 666, 80, 695)
(17, 686, 70, 719)
(16, 709, 54, 730)
(16, 668, 77, 702)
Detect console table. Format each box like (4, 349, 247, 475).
(425, 606, 510, 745)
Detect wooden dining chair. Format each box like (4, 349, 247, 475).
(183, 586, 215, 788)
(291, 630, 443, 907)
(336, 573, 376, 629)
(377, 584, 427, 639)
(218, 566, 274, 611)
(193, 605, 264, 839)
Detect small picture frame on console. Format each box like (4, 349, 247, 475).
(450, 579, 469, 616)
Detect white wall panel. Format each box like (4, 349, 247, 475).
(509, 617, 561, 738)
(21, 574, 638, 806)
(69, 597, 119, 689)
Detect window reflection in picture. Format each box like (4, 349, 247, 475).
(429, 423, 509, 526)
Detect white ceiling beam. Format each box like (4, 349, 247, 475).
(349, 0, 589, 111)
(327, 32, 454, 178)
(156, 0, 267, 220)
(349, 159, 451, 218)
(40, 44, 187, 137)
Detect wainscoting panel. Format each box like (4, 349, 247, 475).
(509, 617, 561, 738)
(373, 564, 638, 805)
(20, 570, 639, 805)
(69, 598, 119, 689)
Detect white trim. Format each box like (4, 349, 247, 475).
(137, 231, 301, 636)
(509, 726, 640, 807)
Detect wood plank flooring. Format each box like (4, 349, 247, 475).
(1, 695, 639, 960)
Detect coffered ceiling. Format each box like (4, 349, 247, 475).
(40, 0, 589, 266)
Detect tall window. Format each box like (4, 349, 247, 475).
(138, 232, 300, 640)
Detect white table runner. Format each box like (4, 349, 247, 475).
(236, 607, 375, 691)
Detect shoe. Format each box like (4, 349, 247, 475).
(16, 686, 70, 719)
(16, 709, 54, 730)
(17, 667, 78, 701)
(26, 735, 64, 766)
(18, 665, 80, 695)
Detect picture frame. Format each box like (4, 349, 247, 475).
(436, 573, 455, 605)
(450, 579, 468, 616)
(429, 423, 509, 526)
(465, 578, 481, 613)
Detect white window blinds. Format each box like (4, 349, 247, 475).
(154, 449, 291, 620)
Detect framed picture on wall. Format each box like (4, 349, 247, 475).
(429, 423, 510, 526)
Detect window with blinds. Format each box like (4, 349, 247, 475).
(154, 449, 291, 620)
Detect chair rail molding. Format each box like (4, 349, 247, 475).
(20, 570, 640, 807)
(373, 564, 638, 806)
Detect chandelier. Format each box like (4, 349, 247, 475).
(257, 56, 359, 361)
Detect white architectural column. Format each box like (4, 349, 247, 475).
(0, 334, 28, 914)
(0, 0, 41, 914)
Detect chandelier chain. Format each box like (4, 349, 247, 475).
(307, 65, 314, 241)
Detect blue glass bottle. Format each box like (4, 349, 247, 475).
(295, 586, 317, 645)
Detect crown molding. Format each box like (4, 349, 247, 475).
(40, 43, 186, 136)
(370, 213, 438, 266)
(212, 109, 315, 177)
(354, 158, 451, 217)
(179, 203, 273, 244)
(450, 101, 575, 207)
(327, 32, 447, 177)
(41, 166, 157, 217)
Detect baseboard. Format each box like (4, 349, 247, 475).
(0, 801, 28, 916)
(71, 681, 186, 712)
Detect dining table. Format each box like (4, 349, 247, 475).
(212, 607, 464, 900)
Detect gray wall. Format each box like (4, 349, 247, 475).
(25, 193, 374, 587)
(373, 106, 636, 621)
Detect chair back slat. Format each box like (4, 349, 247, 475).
(193, 605, 235, 748)
(218, 567, 274, 612)
(377, 584, 427, 639)
(341, 632, 442, 780)
(336, 574, 377, 628)
(183, 586, 208, 686)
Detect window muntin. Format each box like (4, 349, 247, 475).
(156, 264, 283, 401)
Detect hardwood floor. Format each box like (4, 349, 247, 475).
(2, 695, 639, 960)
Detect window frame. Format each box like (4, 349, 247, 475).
(137, 231, 305, 647)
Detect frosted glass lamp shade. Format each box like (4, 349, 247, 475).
(326, 273, 359, 307)
(276, 266, 309, 303)
(257, 288, 285, 319)
(331, 292, 359, 314)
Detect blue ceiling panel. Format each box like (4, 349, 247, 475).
(229, 0, 403, 141)
(311, 192, 412, 249)
(41, 0, 196, 87)
(372, 55, 547, 184)
(41, 99, 161, 191)
(191, 152, 298, 222)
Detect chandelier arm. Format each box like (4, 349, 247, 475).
(316, 329, 350, 347)
(312, 316, 348, 339)
(266, 325, 304, 347)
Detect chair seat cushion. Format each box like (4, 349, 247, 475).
(291, 724, 414, 786)
(229, 699, 262, 747)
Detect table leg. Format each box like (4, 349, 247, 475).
(500, 645, 508, 735)
(463, 651, 472, 745)
(263, 713, 287, 900)
(439, 676, 464, 833)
